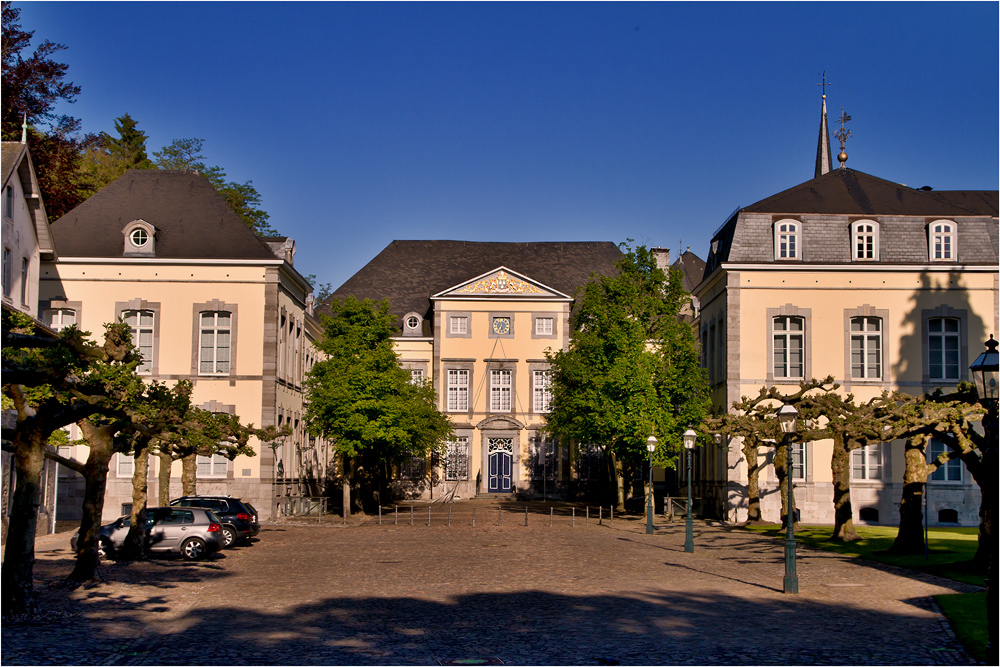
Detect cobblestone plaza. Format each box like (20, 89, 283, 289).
(1, 504, 982, 665)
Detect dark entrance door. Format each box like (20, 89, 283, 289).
(487, 438, 513, 493)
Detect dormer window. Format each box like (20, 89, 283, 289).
(929, 220, 956, 261)
(402, 312, 422, 337)
(774, 219, 800, 260)
(123, 220, 156, 257)
(852, 220, 879, 261)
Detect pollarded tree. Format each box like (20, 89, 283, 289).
(1, 312, 137, 614)
(305, 296, 453, 515)
(545, 243, 710, 510)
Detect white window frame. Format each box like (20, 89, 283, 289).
(490, 369, 512, 412)
(19, 257, 28, 305)
(790, 442, 805, 481)
(850, 316, 882, 380)
(774, 219, 800, 260)
(535, 317, 553, 336)
(928, 317, 961, 382)
(199, 311, 232, 375)
(533, 370, 552, 413)
(447, 369, 469, 412)
(851, 443, 883, 481)
(123, 309, 155, 374)
(852, 220, 879, 261)
(400, 455, 425, 480)
(928, 439, 962, 482)
(196, 453, 229, 478)
(772, 315, 805, 380)
(450, 316, 468, 335)
(45, 308, 77, 332)
(929, 220, 956, 261)
(444, 437, 469, 481)
(409, 368, 425, 385)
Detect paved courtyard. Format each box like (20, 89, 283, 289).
(1, 503, 983, 665)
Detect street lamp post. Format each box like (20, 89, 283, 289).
(969, 335, 998, 651)
(777, 403, 799, 594)
(646, 435, 657, 535)
(683, 428, 697, 552)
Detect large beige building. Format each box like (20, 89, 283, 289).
(328, 241, 622, 499)
(693, 160, 998, 526)
(39, 170, 324, 521)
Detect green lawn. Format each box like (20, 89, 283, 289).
(743, 524, 988, 661)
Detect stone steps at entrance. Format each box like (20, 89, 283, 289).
(473, 493, 517, 501)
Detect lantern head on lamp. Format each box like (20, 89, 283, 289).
(778, 403, 799, 434)
(970, 335, 999, 411)
(683, 428, 697, 450)
(646, 435, 658, 454)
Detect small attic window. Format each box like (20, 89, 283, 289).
(402, 312, 423, 337)
(123, 220, 156, 257)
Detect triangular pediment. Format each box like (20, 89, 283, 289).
(432, 266, 571, 300)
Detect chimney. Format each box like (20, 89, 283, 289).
(651, 247, 670, 271)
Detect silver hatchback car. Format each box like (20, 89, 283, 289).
(71, 506, 225, 560)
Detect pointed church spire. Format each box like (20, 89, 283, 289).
(815, 73, 832, 177)
(21, 114, 27, 143)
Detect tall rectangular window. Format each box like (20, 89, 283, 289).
(790, 442, 805, 480)
(400, 456, 425, 479)
(490, 369, 511, 411)
(851, 316, 882, 379)
(775, 221, 799, 259)
(533, 370, 552, 413)
(199, 311, 231, 374)
(123, 309, 155, 373)
(853, 222, 877, 260)
(19, 257, 28, 304)
(117, 453, 134, 477)
(851, 443, 883, 480)
(2, 247, 11, 297)
(928, 439, 962, 482)
(930, 222, 955, 261)
(196, 453, 228, 478)
(445, 437, 469, 481)
(447, 369, 469, 411)
(773, 316, 804, 379)
(928, 317, 960, 381)
(4, 185, 13, 219)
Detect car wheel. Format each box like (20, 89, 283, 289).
(221, 526, 236, 548)
(181, 537, 207, 560)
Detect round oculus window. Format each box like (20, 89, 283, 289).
(129, 228, 149, 248)
(406, 316, 419, 329)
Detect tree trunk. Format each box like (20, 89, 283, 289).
(341, 453, 351, 519)
(610, 451, 625, 511)
(181, 454, 196, 495)
(156, 451, 172, 506)
(0, 426, 47, 615)
(831, 434, 860, 542)
(891, 436, 929, 554)
(744, 439, 762, 522)
(68, 422, 116, 583)
(119, 443, 149, 561)
(773, 441, 789, 528)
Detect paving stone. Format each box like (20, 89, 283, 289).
(1, 501, 983, 665)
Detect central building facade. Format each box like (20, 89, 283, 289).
(326, 240, 622, 499)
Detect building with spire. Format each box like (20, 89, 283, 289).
(691, 91, 998, 526)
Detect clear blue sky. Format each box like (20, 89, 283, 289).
(16, 1, 999, 291)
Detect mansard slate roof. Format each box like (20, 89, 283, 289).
(704, 167, 999, 275)
(326, 240, 623, 325)
(49, 170, 277, 260)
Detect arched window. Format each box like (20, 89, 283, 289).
(774, 220, 800, 260)
(928, 220, 956, 261)
(851, 220, 879, 260)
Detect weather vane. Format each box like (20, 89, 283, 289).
(835, 108, 852, 168)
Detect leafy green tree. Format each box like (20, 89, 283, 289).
(305, 296, 452, 514)
(1, 311, 137, 614)
(545, 243, 710, 509)
(1, 1, 90, 218)
(153, 137, 278, 236)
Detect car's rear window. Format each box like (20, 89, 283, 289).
(205, 510, 221, 524)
